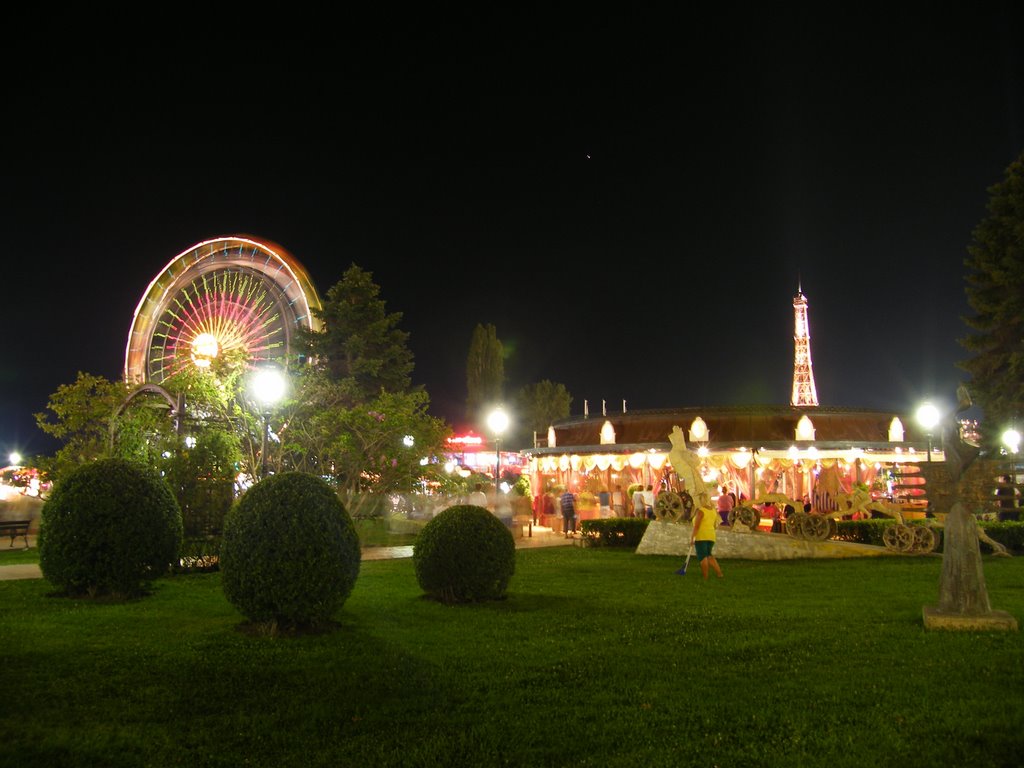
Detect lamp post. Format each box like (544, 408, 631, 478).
(251, 366, 287, 478)
(486, 406, 510, 498)
(1001, 427, 1022, 522)
(916, 401, 940, 462)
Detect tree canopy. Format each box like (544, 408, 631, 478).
(960, 151, 1024, 444)
(465, 323, 504, 420)
(303, 264, 414, 399)
(515, 380, 572, 443)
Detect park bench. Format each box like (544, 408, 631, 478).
(0, 519, 31, 549)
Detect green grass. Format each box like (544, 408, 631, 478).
(354, 517, 422, 548)
(1, 549, 1022, 767)
(0, 544, 37, 565)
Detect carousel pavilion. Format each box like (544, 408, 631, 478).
(521, 288, 943, 520)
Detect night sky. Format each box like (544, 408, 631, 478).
(3, 9, 1023, 458)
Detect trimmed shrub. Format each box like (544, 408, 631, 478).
(978, 520, 1024, 554)
(580, 517, 649, 547)
(38, 458, 183, 598)
(413, 504, 515, 604)
(220, 472, 361, 630)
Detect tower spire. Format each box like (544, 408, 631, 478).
(791, 286, 819, 407)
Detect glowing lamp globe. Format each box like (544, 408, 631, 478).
(190, 333, 220, 368)
(252, 368, 287, 407)
(916, 402, 940, 432)
(1003, 428, 1021, 454)
(487, 407, 510, 437)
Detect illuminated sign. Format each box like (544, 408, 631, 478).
(447, 434, 484, 446)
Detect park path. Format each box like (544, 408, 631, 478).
(0, 527, 572, 581)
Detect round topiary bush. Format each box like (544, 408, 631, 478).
(413, 504, 516, 604)
(39, 457, 183, 598)
(220, 472, 361, 631)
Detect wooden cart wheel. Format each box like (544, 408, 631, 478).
(883, 524, 915, 552)
(733, 505, 760, 532)
(882, 524, 901, 551)
(787, 512, 807, 539)
(654, 491, 684, 522)
(912, 526, 938, 553)
(801, 514, 832, 541)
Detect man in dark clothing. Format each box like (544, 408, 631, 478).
(996, 475, 1020, 521)
(560, 489, 577, 537)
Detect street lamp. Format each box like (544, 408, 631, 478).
(486, 406, 510, 497)
(251, 366, 287, 478)
(916, 401, 940, 462)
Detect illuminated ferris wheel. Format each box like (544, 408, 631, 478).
(125, 236, 323, 384)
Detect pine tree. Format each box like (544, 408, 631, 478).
(960, 151, 1024, 444)
(303, 264, 414, 400)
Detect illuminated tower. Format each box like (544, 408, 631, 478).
(791, 285, 819, 407)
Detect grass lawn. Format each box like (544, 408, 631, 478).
(0, 544, 37, 565)
(1, 548, 1022, 767)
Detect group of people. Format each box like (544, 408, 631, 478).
(552, 482, 725, 582)
(553, 483, 659, 537)
(631, 485, 656, 519)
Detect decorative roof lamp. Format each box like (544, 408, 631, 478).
(600, 420, 616, 445)
(689, 417, 709, 445)
(795, 414, 816, 441)
(732, 448, 752, 469)
(889, 417, 905, 443)
(547, 425, 556, 448)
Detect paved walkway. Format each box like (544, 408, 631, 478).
(0, 527, 574, 580)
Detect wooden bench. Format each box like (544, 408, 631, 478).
(0, 519, 31, 549)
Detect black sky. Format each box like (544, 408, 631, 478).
(2, 8, 1023, 457)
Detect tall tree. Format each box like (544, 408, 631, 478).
(36, 367, 247, 491)
(280, 369, 451, 497)
(303, 264, 414, 400)
(466, 323, 504, 419)
(960, 151, 1024, 444)
(515, 380, 572, 442)
(34, 372, 135, 481)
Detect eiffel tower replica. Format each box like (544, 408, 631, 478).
(791, 284, 818, 407)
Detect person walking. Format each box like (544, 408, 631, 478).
(560, 488, 578, 537)
(631, 486, 646, 518)
(716, 484, 734, 526)
(468, 483, 488, 508)
(643, 484, 656, 519)
(611, 485, 626, 517)
(681, 500, 724, 580)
